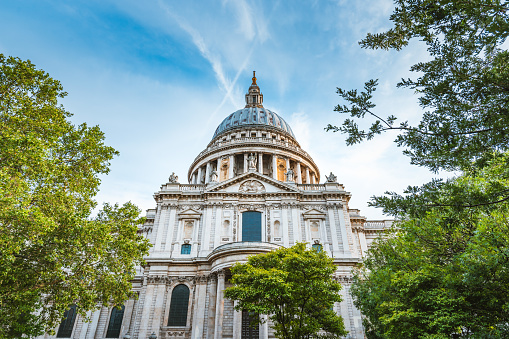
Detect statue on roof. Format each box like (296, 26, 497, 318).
(169, 172, 179, 183)
(325, 172, 337, 183)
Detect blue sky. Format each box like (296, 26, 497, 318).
(0, 0, 441, 219)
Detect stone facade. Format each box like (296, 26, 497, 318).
(41, 74, 391, 339)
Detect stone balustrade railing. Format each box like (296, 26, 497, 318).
(364, 220, 393, 229)
(193, 136, 313, 164)
(296, 184, 326, 191)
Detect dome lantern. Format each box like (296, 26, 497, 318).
(245, 71, 263, 108)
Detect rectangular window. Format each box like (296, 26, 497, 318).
(242, 211, 262, 242)
(181, 244, 191, 254)
(242, 310, 260, 339)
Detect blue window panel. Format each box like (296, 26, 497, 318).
(181, 244, 191, 254)
(56, 305, 77, 338)
(242, 211, 262, 242)
(105, 305, 125, 338)
(312, 244, 322, 253)
(168, 284, 190, 326)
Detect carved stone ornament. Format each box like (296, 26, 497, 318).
(325, 172, 337, 183)
(239, 180, 265, 193)
(168, 172, 179, 183)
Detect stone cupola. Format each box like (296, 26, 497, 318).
(245, 71, 263, 108)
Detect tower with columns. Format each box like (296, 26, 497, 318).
(41, 74, 391, 339)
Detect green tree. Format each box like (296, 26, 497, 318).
(224, 243, 347, 339)
(325, 1, 509, 337)
(0, 54, 150, 338)
(327, 0, 509, 173)
(351, 152, 509, 338)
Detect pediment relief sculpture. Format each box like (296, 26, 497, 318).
(239, 180, 265, 193)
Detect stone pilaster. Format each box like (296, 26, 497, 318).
(191, 275, 208, 339)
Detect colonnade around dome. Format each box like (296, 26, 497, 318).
(189, 129, 319, 186)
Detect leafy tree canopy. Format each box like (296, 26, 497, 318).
(351, 152, 509, 338)
(0, 54, 150, 338)
(326, 0, 509, 173)
(224, 243, 347, 339)
(328, 1, 509, 338)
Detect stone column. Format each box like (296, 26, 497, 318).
(310, 173, 315, 184)
(229, 154, 234, 179)
(244, 153, 248, 173)
(260, 314, 269, 339)
(197, 166, 203, 184)
(305, 167, 310, 184)
(272, 154, 277, 179)
(207, 274, 218, 337)
(205, 162, 211, 184)
(217, 158, 221, 180)
(285, 158, 290, 181)
(214, 270, 226, 339)
(258, 152, 263, 174)
(192, 173, 197, 184)
(296, 162, 302, 184)
(233, 300, 241, 338)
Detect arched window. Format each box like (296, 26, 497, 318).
(168, 284, 190, 326)
(105, 305, 125, 338)
(181, 244, 191, 254)
(56, 304, 77, 338)
(242, 211, 262, 242)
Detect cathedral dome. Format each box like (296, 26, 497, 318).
(188, 72, 320, 186)
(212, 107, 295, 140)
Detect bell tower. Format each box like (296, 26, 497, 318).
(245, 71, 264, 108)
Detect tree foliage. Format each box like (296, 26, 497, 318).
(224, 243, 347, 339)
(0, 54, 150, 338)
(327, 0, 509, 173)
(325, 1, 509, 337)
(351, 153, 509, 338)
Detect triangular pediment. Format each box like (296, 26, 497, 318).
(205, 171, 300, 194)
(302, 208, 327, 220)
(178, 208, 202, 219)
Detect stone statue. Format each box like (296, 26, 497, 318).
(247, 153, 257, 170)
(285, 168, 295, 182)
(210, 170, 218, 182)
(325, 172, 337, 183)
(168, 172, 179, 183)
